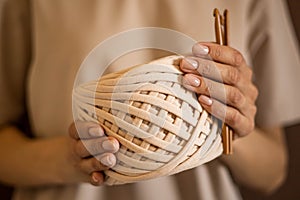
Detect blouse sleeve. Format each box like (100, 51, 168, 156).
(247, 0, 300, 128)
(0, 0, 31, 127)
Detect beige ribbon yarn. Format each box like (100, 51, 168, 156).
(73, 55, 223, 185)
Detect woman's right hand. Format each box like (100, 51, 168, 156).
(67, 121, 119, 186)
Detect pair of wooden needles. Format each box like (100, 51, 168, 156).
(213, 8, 233, 154)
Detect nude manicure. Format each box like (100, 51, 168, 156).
(192, 44, 209, 56)
(102, 139, 118, 151)
(92, 173, 100, 183)
(89, 126, 104, 137)
(100, 155, 114, 167)
(184, 58, 198, 69)
(199, 95, 213, 106)
(184, 75, 201, 87)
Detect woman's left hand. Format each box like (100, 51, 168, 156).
(180, 42, 258, 137)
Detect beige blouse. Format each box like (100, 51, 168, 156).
(1, 0, 300, 200)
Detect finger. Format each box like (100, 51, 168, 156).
(180, 58, 258, 104)
(198, 95, 254, 137)
(182, 74, 247, 109)
(192, 42, 246, 67)
(75, 137, 119, 158)
(78, 153, 117, 174)
(180, 57, 241, 85)
(248, 83, 259, 103)
(69, 121, 105, 140)
(182, 73, 256, 122)
(90, 172, 105, 186)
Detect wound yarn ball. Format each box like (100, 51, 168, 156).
(73, 55, 223, 185)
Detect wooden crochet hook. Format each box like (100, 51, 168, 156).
(213, 8, 233, 155)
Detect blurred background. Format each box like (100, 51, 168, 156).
(241, 1, 300, 199)
(0, 0, 299, 199)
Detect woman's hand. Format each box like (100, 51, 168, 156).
(0, 122, 119, 187)
(180, 42, 258, 137)
(67, 121, 119, 186)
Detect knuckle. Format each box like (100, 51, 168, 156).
(227, 110, 240, 126)
(213, 46, 222, 59)
(228, 88, 243, 106)
(216, 105, 226, 119)
(204, 80, 213, 94)
(252, 85, 259, 101)
(248, 68, 254, 80)
(74, 142, 86, 157)
(250, 105, 257, 117)
(228, 68, 240, 84)
(200, 63, 211, 76)
(247, 84, 259, 102)
(198, 60, 212, 76)
(232, 50, 244, 66)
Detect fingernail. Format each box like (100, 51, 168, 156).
(183, 75, 201, 87)
(193, 44, 209, 56)
(102, 139, 118, 151)
(184, 58, 198, 69)
(92, 173, 99, 183)
(89, 126, 104, 137)
(100, 155, 115, 167)
(199, 95, 213, 106)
